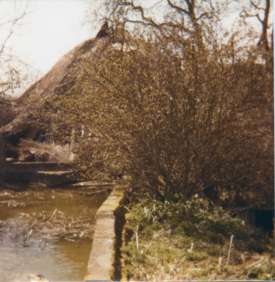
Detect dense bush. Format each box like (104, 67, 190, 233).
(0, 96, 15, 127)
(82, 35, 272, 206)
(0, 96, 15, 164)
(35, 1, 273, 207)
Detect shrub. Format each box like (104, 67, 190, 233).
(34, 1, 273, 207)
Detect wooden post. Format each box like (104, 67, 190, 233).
(226, 234, 234, 265)
(81, 125, 85, 138)
(69, 129, 75, 162)
(70, 128, 75, 152)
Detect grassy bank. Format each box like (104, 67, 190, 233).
(121, 193, 274, 280)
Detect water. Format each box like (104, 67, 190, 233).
(0, 186, 108, 282)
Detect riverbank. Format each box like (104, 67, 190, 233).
(84, 184, 126, 281)
(0, 185, 109, 282)
(121, 193, 275, 280)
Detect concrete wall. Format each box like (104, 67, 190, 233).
(84, 184, 126, 282)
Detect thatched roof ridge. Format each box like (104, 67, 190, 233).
(0, 32, 111, 138)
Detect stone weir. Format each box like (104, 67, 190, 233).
(1, 161, 76, 187)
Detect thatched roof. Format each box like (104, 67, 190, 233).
(0, 26, 112, 139)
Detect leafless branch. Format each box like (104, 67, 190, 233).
(167, 0, 190, 16)
(0, 9, 27, 56)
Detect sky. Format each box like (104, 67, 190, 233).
(0, 0, 97, 75)
(0, 0, 164, 74)
(0, 0, 270, 95)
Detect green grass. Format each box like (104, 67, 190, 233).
(121, 193, 274, 280)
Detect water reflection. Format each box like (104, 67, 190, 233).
(0, 186, 108, 282)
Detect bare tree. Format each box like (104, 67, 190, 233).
(0, 1, 28, 165)
(241, 0, 272, 51)
(0, 1, 28, 97)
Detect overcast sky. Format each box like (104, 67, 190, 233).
(0, 0, 270, 96)
(0, 0, 96, 74)
(0, 0, 170, 81)
(0, 0, 238, 75)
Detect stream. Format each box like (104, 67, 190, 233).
(0, 186, 109, 282)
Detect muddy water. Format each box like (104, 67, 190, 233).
(0, 186, 109, 282)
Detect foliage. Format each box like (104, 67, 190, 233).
(0, 96, 15, 127)
(0, 96, 15, 164)
(33, 0, 273, 207)
(121, 194, 274, 280)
